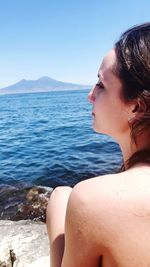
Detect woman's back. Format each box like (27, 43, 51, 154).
(71, 165, 150, 267)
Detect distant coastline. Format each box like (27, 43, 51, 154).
(0, 76, 91, 95)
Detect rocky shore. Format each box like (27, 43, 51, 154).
(0, 220, 50, 267)
(0, 186, 54, 266)
(0, 186, 53, 222)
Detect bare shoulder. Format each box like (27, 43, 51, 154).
(65, 167, 150, 266)
(66, 172, 123, 250)
(71, 166, 150, 209)
(68, 166, 150, 241)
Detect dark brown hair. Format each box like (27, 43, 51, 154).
(115, 23, 150, 170)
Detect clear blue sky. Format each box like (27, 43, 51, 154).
(0, 0, 150, 88)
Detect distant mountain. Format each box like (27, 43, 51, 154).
(0, 76, 90, 95)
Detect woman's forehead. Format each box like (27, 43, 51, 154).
(98, 49, 120, 83)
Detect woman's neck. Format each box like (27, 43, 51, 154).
(118, 132, 150, 170)
(118, 135, 137, 166)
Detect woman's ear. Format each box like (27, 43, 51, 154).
(132, 102, 139, 113)
(128, 98, 146, 123)
(127, 101, 138, 123)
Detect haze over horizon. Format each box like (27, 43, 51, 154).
(0, 0, 150, 89)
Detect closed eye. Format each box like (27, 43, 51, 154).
(95, 81, 105, 89)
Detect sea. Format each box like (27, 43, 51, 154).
(0, 89, 122, 221)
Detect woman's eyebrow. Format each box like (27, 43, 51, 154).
(97, 73, 101, 79)
(97, 73, 104, 81)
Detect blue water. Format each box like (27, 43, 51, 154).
(0, 89, 122, 190)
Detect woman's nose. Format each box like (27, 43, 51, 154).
(88, 86, 95, 104)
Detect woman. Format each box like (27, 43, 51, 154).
(46, 23, 150, 267)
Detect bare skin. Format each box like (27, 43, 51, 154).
(46, 186, 72, 267)
(46, 49, 150, 267)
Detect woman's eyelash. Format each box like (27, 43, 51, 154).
(96, 82, 104, 89)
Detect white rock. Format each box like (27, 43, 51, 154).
(0, 220, 50, 267)
(26, 256, 49, 267)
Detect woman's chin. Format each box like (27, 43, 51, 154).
(92, 124, 100, 133)
(92, 124, 107, 135)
